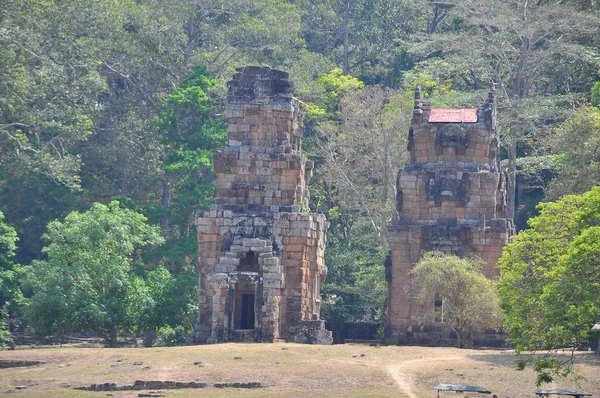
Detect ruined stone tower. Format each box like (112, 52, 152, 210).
(386, 86, 514, 345)
(192, 66, 332, 344)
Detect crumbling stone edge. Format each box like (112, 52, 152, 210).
(73, 380, 263, 391)
(0, 359, 45, 368)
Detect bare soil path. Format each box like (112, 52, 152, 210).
(387, 356, 463, 398)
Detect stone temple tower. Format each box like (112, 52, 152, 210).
(192, 66, 332, 344)
(385, 86, 514, 345)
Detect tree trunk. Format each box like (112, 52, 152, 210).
(184, 210, 194, 236)
(456, 329, 462, 348)
(342, 0, 350, 75)
(154, 180, 172, 267)
(184, 17, 195, 69)
(105, 327, 118, 348)
(143, 330, 158, 347)
(160, 180, 171, 232)
(506, 138, 517, 221)
(382, 151, 389, 204)
(426, 5, 446, 34)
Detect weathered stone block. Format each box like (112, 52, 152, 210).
(242, 238, 267, 247)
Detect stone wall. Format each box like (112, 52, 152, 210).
(399, 324, 509, 348)
(192, 67, 331, 345)
(386, 86, 514, 345)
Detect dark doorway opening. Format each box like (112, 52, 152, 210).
(240, 294, 255, 329)
(234, 283, 255, 330)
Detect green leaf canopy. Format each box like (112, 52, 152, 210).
(25, 201, 164, 347)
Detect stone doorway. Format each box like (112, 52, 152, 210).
(234, 283, 256, 330)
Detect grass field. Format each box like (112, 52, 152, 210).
(0, 343, 598, 397)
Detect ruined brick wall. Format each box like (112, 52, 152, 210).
(386, 86, 514, 345)
(192, 66, 331, 344)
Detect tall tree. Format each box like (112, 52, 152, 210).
(25, 201, 164, 347)
(451, 0, 600, 220)
(0, 0, 116, 262)
(498, 187, 600, 384)
(293, 0, 453, 84)
(546, 107, 600, 200)
(0, 211, 20, 347)
(0, 0, 105, 189)
(315, 84, 410, 238)
(149, 66, 226, 267)
(310, 70, 411, 340)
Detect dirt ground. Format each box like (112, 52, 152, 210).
(0, 343, 598, 397)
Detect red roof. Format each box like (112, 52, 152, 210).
(428, 108, 478, 123)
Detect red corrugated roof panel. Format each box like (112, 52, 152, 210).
(429, 108, 478, 123)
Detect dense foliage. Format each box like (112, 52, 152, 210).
(25, 202, 165, 347)
(411, 252, 502, 348)
(0, 211, 21, 347)
(546, 107, 600, 200)
(498, 187, 600, 384)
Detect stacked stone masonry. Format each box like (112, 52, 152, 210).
(193, 66, 332, 345)
(386, 85, 514, 345)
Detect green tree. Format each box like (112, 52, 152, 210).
(314, 84, 410, 239)
(0, 210, 21, 348)
(154, 66, 226, 235)
(304, 67, 364, 120)
(138, 265, 198, 347)
(25, 201, 164, 347)
(411, 252, 503, 348)
(546, 107, 600, 200)
(0, 0, 105, 189)
(592, 81, 600, 107)
(453, 0, 600, 220)
(498, 187, 600, 384)
(311, 71, 409, 341)
(320, 221, 388, 343)
(292, 0, 453, 84)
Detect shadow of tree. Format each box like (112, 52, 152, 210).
(468, 352, 600, 369)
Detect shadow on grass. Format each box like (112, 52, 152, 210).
(467, 351, 600, 369)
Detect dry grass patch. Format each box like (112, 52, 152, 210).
(0, 343, 598, 397)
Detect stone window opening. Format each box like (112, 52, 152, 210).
(313, 274, 321, 319)
(239, 250, 259, 272)
(434, 294, 444, 323)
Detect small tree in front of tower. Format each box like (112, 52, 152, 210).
(411, 252, 502, 348)
(24, 201, 165, 347)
